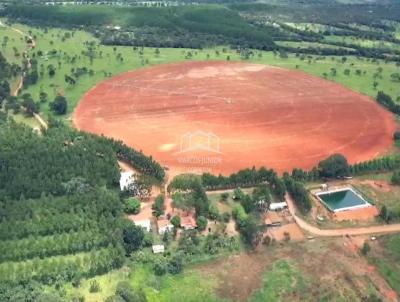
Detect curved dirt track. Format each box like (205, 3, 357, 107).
(286, 194, 400, 237)
(74, 61, 395, 175)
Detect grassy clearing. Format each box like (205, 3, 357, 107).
(1, 21, 400, 126)
(369, 234, 400, 295)
(0, 23, 27, 65)
(276, 40, 354, 51)
(324, 35, 400, 51)
(354, 180, 400, 213)
(249, 260, 307, 302)
(0, 20, 399, 151)
(66, 264, 224, 302)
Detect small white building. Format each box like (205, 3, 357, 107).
(152, 244, 165, 254)
(119, 171, 135, 191)
(321, 184, 328, 191)
(269, 202, 288, 211)
(158, 219, 174, 235)
(135, 219, 151, 232)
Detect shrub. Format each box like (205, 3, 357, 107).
(392, 171, 400, 185)
(154, 258, 168, 276)
(221, 212, 231, 223)
(50, 95, 68, 115)
(170, 215, 181, 228)
(318, 153, 350, 178)
(361, 242, 371, 255)
(196, 216, 208, 231)
(125, 197, 141, 214)
(89, 280, 101, 293)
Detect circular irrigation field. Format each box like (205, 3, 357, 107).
(73, 61, 396, 175)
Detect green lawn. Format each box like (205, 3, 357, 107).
(276, 40, 354, 51)
(354, 180, 400, 214)
(249, 260, 308, 302)
(324, 35, 400, 52)
(369, 234, 400, 295)
(65, 265, 224, 302)
(0, 23, 27, 65)
(1, 21, 400, 127)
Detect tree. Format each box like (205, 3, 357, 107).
(392, 171, 400, 185)
(318, 154, 349, 178)
(122, 221, 144, 255)
(154, 258, 168, 276)
(115, 281, 136, 302)
(240, 215, 260, 247)
(170, 215, 181, 228)
(39, 91, 48, 103)
(125, 197, 141, 214)
(89, 280, 101, 293)
(21, 97, 38, 116)
(361, 242, 371, 255)
(65, 74, 76, 85)
(196, 216, 207, 231)
(50, 95, 67, 115)
(105, 295, 125, 302)
(168, 254, 183, 274)
(152, 194, 165, 218)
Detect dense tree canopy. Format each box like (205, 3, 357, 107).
(318, 153, 350, 178)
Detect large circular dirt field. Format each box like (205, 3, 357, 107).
(73, 61, 396, 175)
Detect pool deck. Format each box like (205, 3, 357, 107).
(313, 186, 372, 213)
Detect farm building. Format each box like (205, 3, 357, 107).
(152, 245, 165, 254)
(181, 216, 196, 230)
(269, 202, 288, 211)
(158, 219, 174, 234)
(134, 219, 151, 232)
(119, 171, 135, 191)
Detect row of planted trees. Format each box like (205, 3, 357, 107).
(0, 244, 125, 285)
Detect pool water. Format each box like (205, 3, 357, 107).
(317, 189, 369, 212)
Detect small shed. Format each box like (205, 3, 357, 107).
(135, 219, 151, 232)
(181, 216, 197, 230)
(269, 202, 288, 211)
(119, 171, 135, 191)
(158, 219, 174, 235)
(152, 245, 165, 254)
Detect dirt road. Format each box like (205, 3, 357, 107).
(286, 193, 400, 237)
(2, 20, 47, 129)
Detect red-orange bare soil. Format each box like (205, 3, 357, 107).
(73, 61, 396, 175)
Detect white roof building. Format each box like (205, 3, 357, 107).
(135, 219, 151, 232)
(158, 219, 174, 235)
(269, 202, 288, 211)
(119, 171, 135, 191)
(152, 244, 165, 254)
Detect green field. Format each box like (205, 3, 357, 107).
(369, 234, 400, 295)
(64, 265, 224, 302)
(324, 35, 400, 52)
(1, 20, 400, 126)
(276, 40, 354, 51)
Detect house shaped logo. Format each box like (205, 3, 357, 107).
(179, 130, 221, 154)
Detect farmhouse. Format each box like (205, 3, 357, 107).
(158, 219, 174, 234)
(152, 244, 165, 254)
(119, 171, 135, 191)
(269, 202, 288, 211)
(181, 216, 197, 230)
(134, 219, 151, 232)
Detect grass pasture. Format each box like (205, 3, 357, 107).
(0, 21, 400, 126)
(369, 234, 400, 295)
(65, 265, 224, 302)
